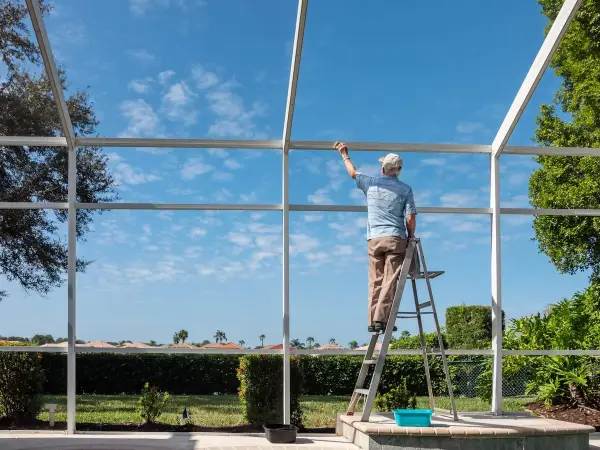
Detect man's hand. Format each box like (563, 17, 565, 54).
(335, 141, 349, 156)
(335, 141, 357, 179)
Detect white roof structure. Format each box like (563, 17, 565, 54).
(1, 0, 599, 435)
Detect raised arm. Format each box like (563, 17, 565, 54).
(335, 142, 358, 179)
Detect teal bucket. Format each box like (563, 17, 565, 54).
(392, 409, 433, 427)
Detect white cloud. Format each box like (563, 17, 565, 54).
(334, 245, 353, 256)
(128, 78, 153, 94)
(190, 228, 207, 238)
(162, 81, 197, 125)
(440, 191, 482, 208)
(503, 194, 530, 208)
(119, 99, 161, 138)
(308, 188, 333, 205)
(191, 64, 219, 89)
(421, 157, 446, 166)
(224, 159, 242, 170)
(212, 172, 233, 182)
(356, 163, 381, 177)
(208, 148, 228, 158)
(107, 153, 161, 185)
(291, 234, 319, 253)
(303, 214, 323, 222)
(350, 189, 366, 205)
(228, 233, 252, 246)
(456, 121, 489, 134)
(207, 91, 268, 139)
(129, 0, 205, 17)
(181, 157, 214, 180)
(158, 70, 176, 85)
(128, 48, 156, 63)
(306, 252, 329, 262)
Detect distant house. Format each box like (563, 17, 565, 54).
(262, 344, 297, 350)
(199, 342, 243, 349)
(120, 342, 153, 348)
(314, 343, 345, 351)
(355, 343, 382, 351)
(167, 343, 198, 349)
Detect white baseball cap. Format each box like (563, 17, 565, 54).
(378, 153, 403, 172)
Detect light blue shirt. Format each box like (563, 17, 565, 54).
(356, 173, 416, 240)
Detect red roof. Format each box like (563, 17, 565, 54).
(263, 344, 297, 350)
(200, 342, 243, 349)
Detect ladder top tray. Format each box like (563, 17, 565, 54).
(408, 271, 445, 280)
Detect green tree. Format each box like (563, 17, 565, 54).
(238, 340, 245, 348)
(259, 334, 266, 347)
(214, 330, 226, 344)
(328, 338, 336, 345)
(0, 1, 116, 300)
(172, 333, 180, 344)
(306, 336, 314, 349)
(31, 334, 54, 346)
(178, 329, 188, 344)
(400, 330, 411, 339)
(529, 0, 600, 281)
(290, 338, 305, 349)
(348, 340, 358, 349)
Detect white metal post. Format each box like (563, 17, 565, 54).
(25, 0, 77, 433)
(490, 155, 503, 414)
(492, 0, 582, 156)
(281, 0, 308, 424)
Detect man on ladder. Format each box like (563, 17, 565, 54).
(335, 142, 458, 422)
(335, 142, 417, 334)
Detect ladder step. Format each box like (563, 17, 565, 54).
(418, 301, 432, 309)
(397, 311, 433, 318)
(355, 389, 370, 396)
(363, 360, 377, 365)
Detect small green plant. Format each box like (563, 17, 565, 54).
(374, 379, 417, 411)
(138, 382, 170, 424)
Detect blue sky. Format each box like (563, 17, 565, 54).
(1, 0, 591, 348)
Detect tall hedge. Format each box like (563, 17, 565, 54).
(238, 355, 303, 427)
(39, 353, 447, 397)
(446, 305, 505, 349)
(41, 354, 240, 395)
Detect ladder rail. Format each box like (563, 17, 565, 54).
(360, 240, 417, 421)
(346, 333, 378, 415)
(417, 240, 458, 421)
(411, 278, 435, 410)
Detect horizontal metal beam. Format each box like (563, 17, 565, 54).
(503, 349, 600, 356)
(0, 202, 68, 210)
(77, 203, 284, 211)
(290, 205, 492, 214)
(501, 208, 600, 216)
(75, 137, 283, 149)
(291, 140, 491, 154)
(504, 145, 600, 157)
(3, 346, 599, 356)
(0, 136, 68, 147)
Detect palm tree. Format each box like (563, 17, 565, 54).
(290, 338, 305, 349)
(214, 330, 227, 344)
(259, 334, 266, 347)
(178, 329, 189, 343)
(173, 332, 180, 344)
(329, 338, 336, 345)
(239, 340, 245, 348)
(306, 336, 314, 349)
(348, 340, 358, 349)
(400, 330, 411, 339)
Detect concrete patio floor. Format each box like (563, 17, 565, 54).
(0, 432, 358, 449)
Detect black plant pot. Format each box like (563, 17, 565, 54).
(263, 424, 298, 443)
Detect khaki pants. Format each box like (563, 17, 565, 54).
(368, 236, 408, 325)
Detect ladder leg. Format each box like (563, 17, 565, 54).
(347, 333, 378, 415)
(418, 240, 459, 421)
(412, 278, 435, 410)
(360, 241, 417, 422)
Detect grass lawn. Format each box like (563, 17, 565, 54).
(38, 395, 534, 429)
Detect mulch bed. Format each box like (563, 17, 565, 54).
(0, 418, 333, 434)
(526, 401, 600, 431)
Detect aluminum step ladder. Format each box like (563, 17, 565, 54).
(346, 238, 458, 422)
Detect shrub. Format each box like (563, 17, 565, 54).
(374, 379, 417, 411)
(446, 305, 504, 349)
(0, 349, 45, 424)
(138, 382, 170, 424)
(238, 355, 303, 428)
